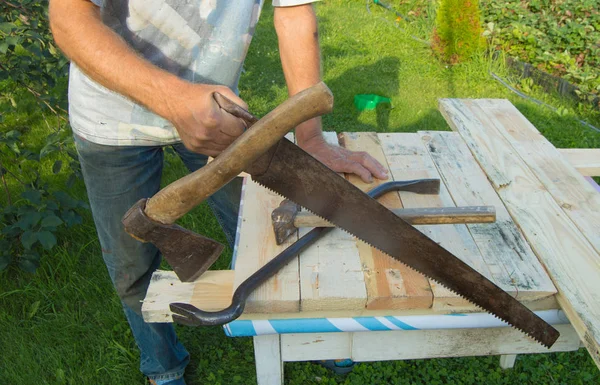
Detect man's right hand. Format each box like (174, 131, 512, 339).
(164, 83, 248, 157)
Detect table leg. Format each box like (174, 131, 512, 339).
(499, 354, 517, 369)
(254, 335, 283, 385)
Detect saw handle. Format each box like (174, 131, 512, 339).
(144, 82, 334, 224)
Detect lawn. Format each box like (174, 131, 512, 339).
(1, 0, 600, 384)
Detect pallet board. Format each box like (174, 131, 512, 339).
(440, 98, 600, 368)
(340, 132, 433, 310)
(231, 134, 300, 314)
(297, 132, 367, 312)
(419, 131, 556, 302)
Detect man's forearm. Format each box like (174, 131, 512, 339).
(49, 0, 184, 119)
(274, 4, 323, 144)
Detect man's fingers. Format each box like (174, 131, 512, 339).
(350, 151, 389, 181)
(343, 160, 374, 183)
(218, 111, 247, 138)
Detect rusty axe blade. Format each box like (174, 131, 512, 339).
(122, 82, 334, 282)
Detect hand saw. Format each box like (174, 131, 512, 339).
(246, 138, 560, 347)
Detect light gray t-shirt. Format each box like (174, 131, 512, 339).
(69, 0, 315, 146)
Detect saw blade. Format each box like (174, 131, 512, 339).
(249, 138, 560, 348)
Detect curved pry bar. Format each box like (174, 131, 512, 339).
(169, 179, 438, 326)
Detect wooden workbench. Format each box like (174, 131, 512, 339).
(142, 99, 600, 385)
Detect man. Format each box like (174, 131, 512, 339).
(49, 1, 388, 383)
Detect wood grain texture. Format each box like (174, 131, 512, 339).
(297, 132, 367, 312)
(340, 131, 432, 310)
(440, 98, 600, 368)
(379, 133, 488, 311)
(232, 133, 300, 314)
(293, 205, 496, 227)
(420, 131, 556, 302)
(558, 149, 600, 177)
(467, 99, 600, 257)
(142, 270, 233, 322)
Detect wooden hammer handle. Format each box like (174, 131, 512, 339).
(145, 82, 334, 224)
(294, 206, 496, 227)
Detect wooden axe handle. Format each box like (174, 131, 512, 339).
(144, 82, 334, 224)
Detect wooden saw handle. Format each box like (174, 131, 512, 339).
(144, 82, 334, 224)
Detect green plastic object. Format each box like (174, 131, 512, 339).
(354, 94, 391, 111)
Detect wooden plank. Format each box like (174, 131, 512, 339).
(233, 137, 300, 313)
(141, 269, 558, 323)
(298, 132, 367, 312)
(499, 354, 517, 369)
(440, 98, 600, 368)
(142, 270, 233, 323)
(379, 133, 489, 311)
(281, 333, 353, 361)
(340, 131, 432, 310)
(559, 148, 600, 177)
(254, 335, 284, 385)
(351, 324, 580, 362)
(419, 131, 556, 301)
(465, 99, 600, 257)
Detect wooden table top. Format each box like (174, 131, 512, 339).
(142, 98, 600, 367)
(231, 128, 557, 319)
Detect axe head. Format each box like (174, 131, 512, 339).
(122, 199, 224, 282)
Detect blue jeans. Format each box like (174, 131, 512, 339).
(74, 135, 242, 383)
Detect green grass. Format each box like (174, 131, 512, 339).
(1, 1, 600, 384)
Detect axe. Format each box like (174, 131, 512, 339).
(122, 82, 334, 282)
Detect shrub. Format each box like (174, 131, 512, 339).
(432, 0, 485, 63)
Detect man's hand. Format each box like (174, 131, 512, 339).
(298, 131, 389, 183)
(164, 83, 248, 157)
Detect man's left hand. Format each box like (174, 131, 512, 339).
(299, 134, 389, 184)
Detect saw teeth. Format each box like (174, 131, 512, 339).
(253, 179, 554, 348)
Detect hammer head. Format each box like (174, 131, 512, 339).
(271, 199, 300, 245)
(122, 199, 224, 282)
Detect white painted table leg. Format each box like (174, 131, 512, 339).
(499, 354, 517, 369)
(254, 335, 283, 385)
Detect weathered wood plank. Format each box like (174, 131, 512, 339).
(340, 131, 433, 310)
(351, 323, 580, 361)
(440, 98, 600, 368)
(279, 324, 580, 362)
(298, 132, 367, 312)
(379, 133, 488, 311)
(468, 100, 600, 257)
(142, 270, 233, 323)
(419, 131, 556, 301)
(559, 149, 600, 177)
(233, 133, 300, 313)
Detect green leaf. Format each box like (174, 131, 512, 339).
(52, 160, 62, 174)
(41, 215, 63, 228)
(17, 211, 42, 230)
(62, 210, 82, 227)
(0, 254, 11, 271)
(0, 42, 8, 54)
(21, 230, 37, 250)
(53, 191, 77, 208)
(37, 231, 57, 250)
(28, 300, 41, 319)
(18, 255, 40, 273)
(39, 143, 58, 158)
(21, 189, 43, 205)
(0, 22, 15, 33)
